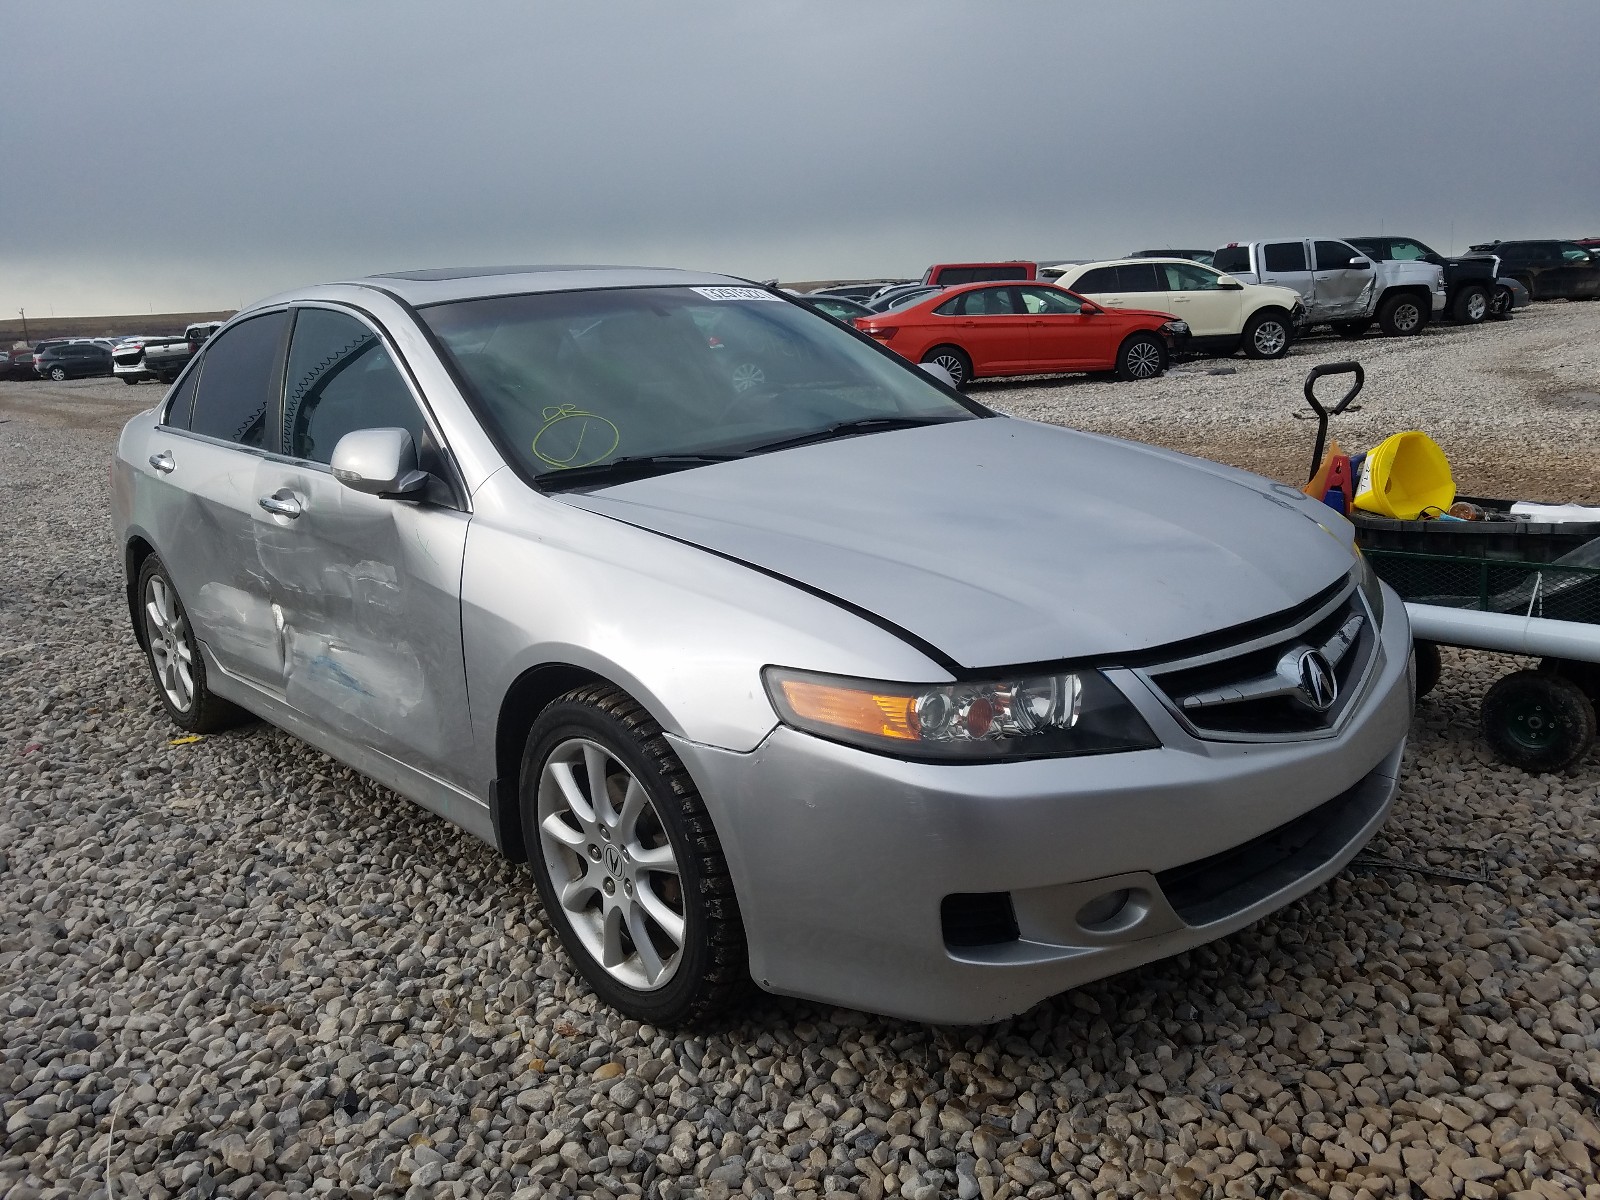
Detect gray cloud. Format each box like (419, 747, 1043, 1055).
(2, 0, 1595, 314)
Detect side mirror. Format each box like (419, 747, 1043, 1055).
(918, 361, 956, 387)
(1347, 258, 1372, 270)
(1214, 274, 1244, 290)
(1079, 302, 1103, 315)
(330, 428, 429, 498)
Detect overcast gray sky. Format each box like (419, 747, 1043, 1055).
(3, 1, 1596, 316)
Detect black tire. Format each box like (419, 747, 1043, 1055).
(1489, 286, 1515, 319)
(1115, 332, 1167, 381)
(136, 555, 249, 734)
(1412, 640, 1442, 700)
(1481, 670, 1596, 774)
(1377, 293, 1428, 336)
(1333, 320, 1371, 339)
(1451, 284, 1489, 325)
(520, 684, 750, 1025)
(1241, 309, 1292, 359)
(48, 366, 67, 381)
(1539, 658, 1600, 703)
(121, 376, 140, 386)
(919, 345, 971, 388)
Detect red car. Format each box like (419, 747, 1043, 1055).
(853, 281, 1187, 387)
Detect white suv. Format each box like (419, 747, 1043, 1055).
(1049, 258, 1305, 359)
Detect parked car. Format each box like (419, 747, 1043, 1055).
(1465, 240, 1600, 301)
(1211, 239, 1444, 337)
(1051, 258, 1304, 359)
(141, 321, 227, 383)
(1491, 276, 1532, 317)
(2, 347, 35, 377)
(921, 261, 1037, 286)
(793, 293, 874, 322)
(855, 279, 1189, 385)
(1129, 249, 1216, 266)
(865, 282, 947, 312)
(807, 281, 909, 303)
(35, 342, 114, 380)
(1345, 236, 1502, 324)
(112, 265, 1410, 1025)
(112, 335, 189, 384)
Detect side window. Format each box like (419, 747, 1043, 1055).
(1315, 241, 1359, 270)
(187, 313, 287, 449)
(1532, 242, 1561, 262)
(1071, 267, 1116, 293)
(282, 308, 427, 466)
(939, 269, 976, 286)
(1560, 243, 1592, 261)
(1263, 242, 1308, 272)
(1018, 286, 1082, 315)
(1162, 262, 1220, 291)
(932, 296, 963, 316)
(957, 288, 1018, 316)
(1113, 264, 1163, 292)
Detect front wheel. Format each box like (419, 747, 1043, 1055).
(121, 376, 140, 386)
(1481, 669, 1596, 773)
(1115, 332, 1167, 381)
(1489, 286, 1515, 319)
(1377, 293, 1427, 336)
(919, 345, 971, 389)
(1241, 310, 1292, 359)
(1333, 320, 1371, 339)
(1452, 284, 1489, 324)
(521, 684, 750, 1024)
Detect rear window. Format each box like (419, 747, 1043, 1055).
(1211, 246, 1250, 274)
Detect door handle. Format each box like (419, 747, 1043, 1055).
(148, 451, 174, 474)
(258, 491, 303, 519)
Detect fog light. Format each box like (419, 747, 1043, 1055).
(1075, 889, 1131, 930)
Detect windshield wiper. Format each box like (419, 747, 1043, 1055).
(535, 453, 742, 491)
(740, 416, 956, 457)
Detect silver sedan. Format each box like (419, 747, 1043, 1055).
(112, 266, 1413, 1025)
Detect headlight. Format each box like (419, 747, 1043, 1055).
(1356, 551, 1386, 624)
(763, 667, 1159, 760)
(1160, 320, 1189, 336)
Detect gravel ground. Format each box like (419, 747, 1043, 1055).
(4, 307, 1600, 1200)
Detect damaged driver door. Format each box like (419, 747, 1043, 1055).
(253, 305, 476, 792)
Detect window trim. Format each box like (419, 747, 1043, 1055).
(158, 302, 469, 513)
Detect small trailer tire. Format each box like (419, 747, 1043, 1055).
(1481, 669, 1596, 774)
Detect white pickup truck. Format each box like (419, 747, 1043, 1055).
(1210, 238, 1444, 338)
(115, 321, 226, 384)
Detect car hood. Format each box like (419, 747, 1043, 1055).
(559, 419, 1356, 670)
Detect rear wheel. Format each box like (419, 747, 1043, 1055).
(1481, 669, 1596, 773)
(1115, 333, 1167, 381)
(521, 684, 750, 1024)
(48, 366, 67, 381)
(137, 556, 249, 733)
(121, 376, 139, 386)
(919, 345, 971, 388)
(1377, 292, 1427, 336)
(1452, 284, 1489, 324)
(1333, 320, 1371, 339)
(1241, 310, 1291, 359)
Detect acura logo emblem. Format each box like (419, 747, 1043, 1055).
(604, 844, 624, 878)
(1296, 649, 1338, 712)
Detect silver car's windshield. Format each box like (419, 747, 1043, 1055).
(418, 286, 982, 483)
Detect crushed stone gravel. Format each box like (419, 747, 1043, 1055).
(3, 306, 1600, 1200)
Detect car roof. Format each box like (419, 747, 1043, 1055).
(1056, 257, 1208, 272)
(342, 264, 750, 307)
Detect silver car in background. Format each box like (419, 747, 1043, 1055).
(112, 266, 1413, 1025)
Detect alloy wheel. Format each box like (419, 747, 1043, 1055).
(49, 367, 67, 381)
(1466, 292, 1488, 322)
(143, 575, 194, 712)
(1126, 341, 1162, 378)
(536, 738, 685, 991)
(1393, 303, 1421, 332)
(930, 353, 967, 386)
(730, 362, 765, 393)
(1252, 321, 1288, 356)
(1490, 289, 1511, 316)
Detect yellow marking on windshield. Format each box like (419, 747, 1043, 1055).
(532, 405, 621, 469)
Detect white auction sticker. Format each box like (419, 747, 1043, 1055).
(691, 286, 782, 301)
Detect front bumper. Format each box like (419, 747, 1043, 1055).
(672, 589, 1412, 1023)
(1430, 289, 1447, 316)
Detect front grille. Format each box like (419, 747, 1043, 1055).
(941, 892, 1019, 948)
(1144, 582, 1376, 740)
(1155, 763, 1389, 926)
